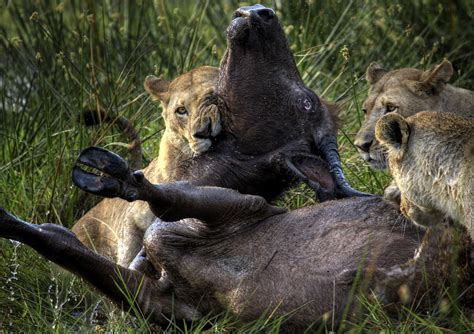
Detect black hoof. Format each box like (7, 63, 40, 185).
(0, 207, 7, 220)
(0, 207, 34, 242)
(76, 147, 129, 180)
(0, 207, 20, 225)
(73, 147, 143, 201)
(72, 166, 124, 198)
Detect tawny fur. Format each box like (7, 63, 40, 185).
(72, 66, 220, 265)
(375, 111, 473, 238)
(355, 59, 474, 171)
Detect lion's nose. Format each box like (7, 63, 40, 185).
(354, 140, 372, 153)
(193, 120, 212, 139)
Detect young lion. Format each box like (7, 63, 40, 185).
(375, 111, 473, 238)
(72, 66, 221, 266)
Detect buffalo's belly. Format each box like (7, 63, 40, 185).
(207, 197, 421, 322)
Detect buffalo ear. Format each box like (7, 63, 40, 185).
(284, 154, 336, 202)
(366, 62, 386, 85)
(144, 75, 170, 103)
(405, 59, 453, 97)
(375, 113, 410, 157)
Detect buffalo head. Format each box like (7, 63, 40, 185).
(215, 4, 367, 199)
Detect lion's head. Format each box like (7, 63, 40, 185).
(144, 66, 221, 156)
(354, 60, 456, 170)
(375, 111, 473, 231)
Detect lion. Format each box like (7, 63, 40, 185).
(355, 59, 474, 170)
(354, 59, 474, 201)
(375, 111, 473, 238)
(72, 66, 221, 266)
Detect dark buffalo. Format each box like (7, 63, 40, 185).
(0, 146, 470, 331)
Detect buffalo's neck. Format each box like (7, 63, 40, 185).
(178, 147, 293, 202)
(218, 49, 305, 154)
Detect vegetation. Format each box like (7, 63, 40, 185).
(1, 0, 473, 332)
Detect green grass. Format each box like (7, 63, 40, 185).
(1, 0, 473, 332)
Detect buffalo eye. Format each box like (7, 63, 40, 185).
(175, 107, 187, 116)
(303, 98, 312, 111)
(385, 104, 397, 113)
(293, 86, 319, 113)
(297, 97, 315, 113)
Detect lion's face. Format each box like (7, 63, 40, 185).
(144, 66, 221, 156)
(355, 60, 453, 170)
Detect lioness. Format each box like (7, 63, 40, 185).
(375, 111, 473, 238)
(355, 59, 474, 171)
(72, 66, 220, 266)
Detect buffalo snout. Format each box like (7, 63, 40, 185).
(234, 4, 275, 22)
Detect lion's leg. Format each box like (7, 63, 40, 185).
(374, 222, 471, 307)
(384, 181, 401, 206)
(464, 200, 473, 240)
(400, 194, 443, 227)
(116, 222, 145, 267)
(114, 200, 157, 267)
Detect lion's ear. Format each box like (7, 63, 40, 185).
(375, 113, 410, 156)
(406, 60, 453, 97)
(366, 62, 386, 85)
(144, 75, 170, 103)
(421, 59, 453, 87)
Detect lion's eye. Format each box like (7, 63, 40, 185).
(175, 107, 187, 116)
(362, 108, 368, 115)
(385, 104, 397, 113)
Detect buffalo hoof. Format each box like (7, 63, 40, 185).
(0, 207, 17, 240)
(76, 147, 129, 179)
(72, 147, 144, 201)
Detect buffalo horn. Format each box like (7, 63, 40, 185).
(318, 135, 372, 198)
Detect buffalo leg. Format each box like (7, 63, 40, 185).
(0, 208, 201, 324)
(72, 147, 285, 224)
